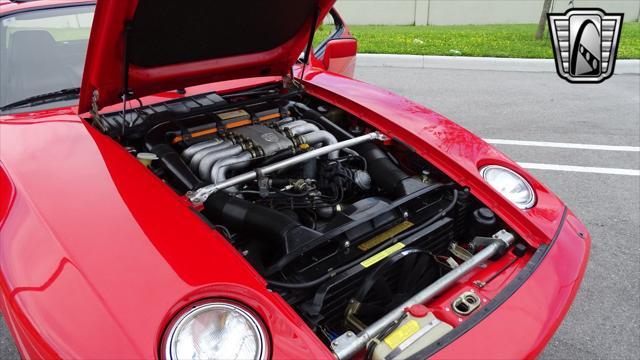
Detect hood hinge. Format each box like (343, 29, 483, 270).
(90, 89, 107, 131)
(284, 71, 302, 91)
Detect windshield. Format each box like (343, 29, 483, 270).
(0, 5, 94, 112)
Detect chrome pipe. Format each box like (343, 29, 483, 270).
(279, 120, 308, 129)
(288, 123, 319, 136)
(197, 145, 243, 181)
(188, 132, 387, 203)
(189, 141, 234, 171)
(299, 130, 339, 159)
(181, 138, 224, 160)
(330, 230, 516, 360)
(211, 152, 253, 187)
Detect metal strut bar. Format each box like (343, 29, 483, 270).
(330, 230, 516, 360)
(187, 132, 388, 203)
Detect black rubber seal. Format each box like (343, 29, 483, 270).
(406, 206, 569, 360)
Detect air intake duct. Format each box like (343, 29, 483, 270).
(203, 192, 321, 254)
(353, 142, 426, 197)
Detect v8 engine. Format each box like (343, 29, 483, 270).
(99, 85, 513, 352)
(185, 120, 341, 187)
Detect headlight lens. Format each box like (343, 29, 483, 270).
(480, 165, 536, 209)
(163, 301, 268, 360)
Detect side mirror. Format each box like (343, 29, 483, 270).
(322, 38, 357, 78)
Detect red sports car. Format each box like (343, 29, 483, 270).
(0, 1, 589, 359)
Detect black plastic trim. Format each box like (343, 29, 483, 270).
(407, 206, 569, 359)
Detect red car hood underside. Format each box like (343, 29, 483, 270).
(78, 0, 334, 114)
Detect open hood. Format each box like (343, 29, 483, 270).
(78, 0, 334, 114)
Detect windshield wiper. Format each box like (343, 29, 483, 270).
(0, 87, 80, 112)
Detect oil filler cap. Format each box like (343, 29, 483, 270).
(405, 304, 430, 318)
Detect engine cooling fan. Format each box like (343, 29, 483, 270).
(347, 248, 439, 328)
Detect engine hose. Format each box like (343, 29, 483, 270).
(279, 120, 308, 130)
(288, 123, 320, 136)
(144, 122, 204, 191)
(187, 140, 234, 167)
(290, 102, 353, 140)
(254, 148, 318, 179)
(266, 189, 459, 290)
(189, 141, 235, 170)
(203, 192, 322, 254)
(299, 130, 339, 159)
(181, 138, 225, 160)
(197, 145, 244, 181)
(300, 118, 326, 131)
(353, 142, 426, 197)
(211, 152, 253, 187)
(258, 148, 298, 167)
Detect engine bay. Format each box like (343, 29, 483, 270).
(94, 83, 530, 359)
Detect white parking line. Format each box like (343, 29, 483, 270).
(518, 162, 640, 176)
(484, 139, 640, 152)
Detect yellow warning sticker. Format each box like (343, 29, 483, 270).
(360, 243, 405, 268)
(384, 320, 421, 349)
(358, 221, 414, 251)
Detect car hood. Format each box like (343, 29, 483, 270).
(78, 0, 334, 114)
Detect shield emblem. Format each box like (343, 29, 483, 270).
(548, 8, 623, 83)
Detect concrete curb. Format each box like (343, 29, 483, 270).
(356, 54, 640, 75)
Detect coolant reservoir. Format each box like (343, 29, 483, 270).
(136, 152, 158, 167)
(371, 305, 452, 360)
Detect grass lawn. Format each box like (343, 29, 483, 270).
(6, 27, 91, 42)
(316, 22, 640, 59)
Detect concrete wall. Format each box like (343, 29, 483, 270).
(333, 0, 640, 25)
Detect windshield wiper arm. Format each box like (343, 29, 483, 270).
(0, 87, 80, 111)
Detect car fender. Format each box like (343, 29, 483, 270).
(302, 69, 567, 246)
(0, 118, 332, 359)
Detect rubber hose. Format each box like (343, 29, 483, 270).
(353, 142, 426, 197)
(203, 193, 321, 253)
(145, 122, 204, 191)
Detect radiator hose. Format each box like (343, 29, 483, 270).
(353, 142, 426, 197)
(145, 122, 205, 191)
(203, 192, 321, 254)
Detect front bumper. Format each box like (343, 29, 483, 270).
(420, 207, 590, 359)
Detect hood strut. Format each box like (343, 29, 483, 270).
(300, 6, 320, 81)
(121, 22, 133, 135)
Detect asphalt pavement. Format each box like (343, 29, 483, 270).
(1, 64, 638, 359)
(355, 65, 640, 359)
